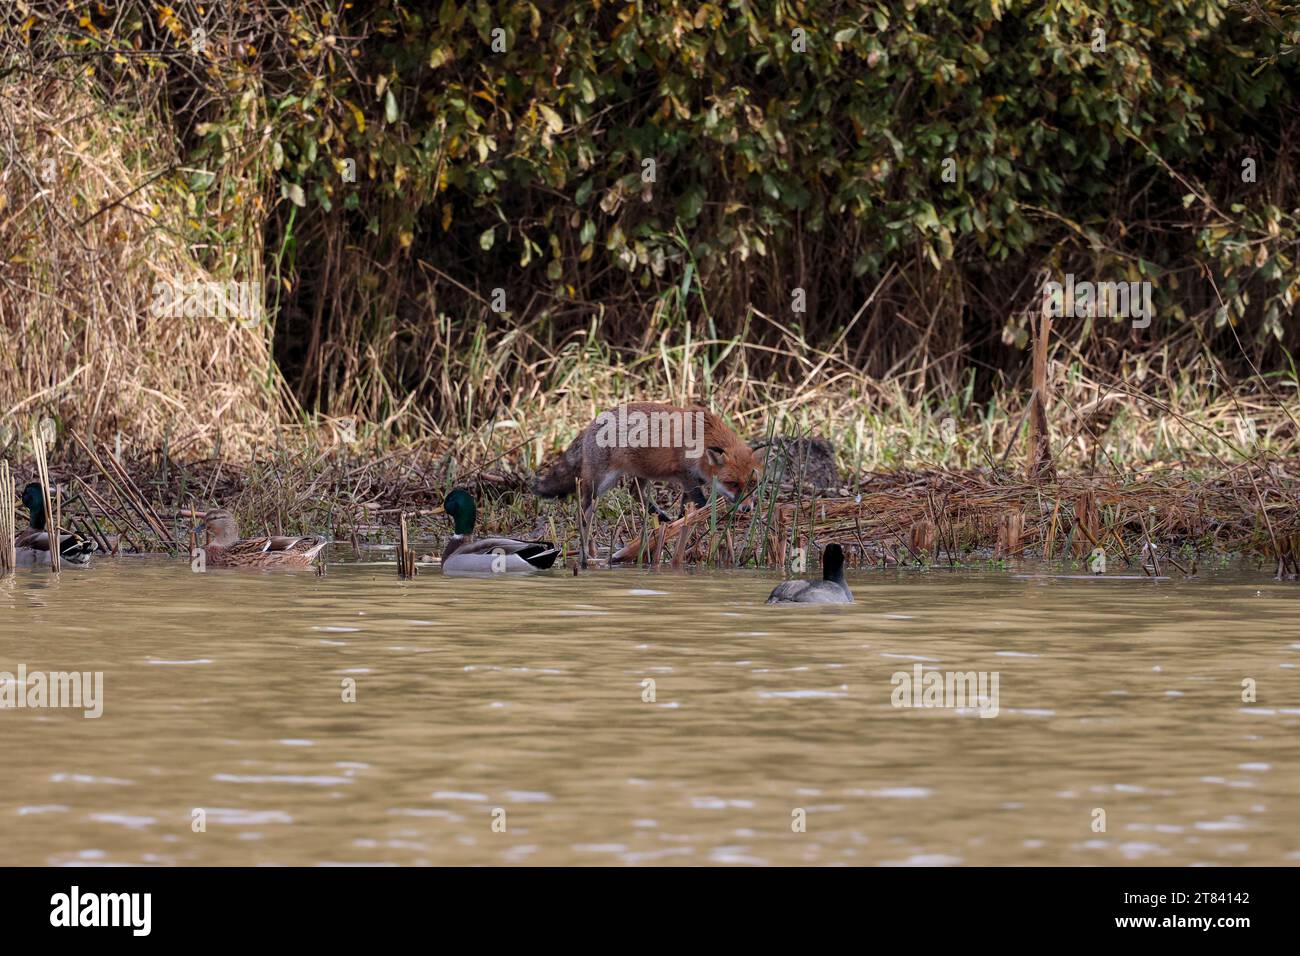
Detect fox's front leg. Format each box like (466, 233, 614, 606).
(679, 482, 708, 518)
(632, 477, 674, 523)
(578, 481, 596, 567)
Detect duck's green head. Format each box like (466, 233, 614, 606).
(438, 488, 476, 535)
(21, 483, 46, 530)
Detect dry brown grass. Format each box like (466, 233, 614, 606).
(638, 461, 1300, 578)
(0, 71, 285, 460)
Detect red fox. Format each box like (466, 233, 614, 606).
(535, 403, 762, 562)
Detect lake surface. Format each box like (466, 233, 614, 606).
(1, 553, 1298, 866)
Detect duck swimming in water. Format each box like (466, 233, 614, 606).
(766, 542, 853, 604)
(435, 488, 559, 575)
(15, 483, 95, 567)
(194, 508, 329, 569)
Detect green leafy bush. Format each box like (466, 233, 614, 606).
(9, 0, 1300, 422)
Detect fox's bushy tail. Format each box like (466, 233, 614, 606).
(533, 435, 583, 498)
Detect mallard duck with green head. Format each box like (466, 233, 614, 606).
(15, 483, 95, 567)
(195, 508, 329, 569)
(434, 488, 559, 575)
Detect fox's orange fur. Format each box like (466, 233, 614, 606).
(535, 403, 761, 560)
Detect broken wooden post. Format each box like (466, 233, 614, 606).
(996, 511, 1025, 558)
(397, 512, 417, 578)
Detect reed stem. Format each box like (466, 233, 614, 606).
(0, 461, 15, 575)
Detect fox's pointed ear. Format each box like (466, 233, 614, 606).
(705, 445, 726, 467)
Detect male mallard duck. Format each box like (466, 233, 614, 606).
(766, 543, 853, 604)
(435, 488, 559, 575)
(15, 483, 95, 567)
(195, 508, 328, 569)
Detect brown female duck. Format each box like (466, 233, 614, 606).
(195, 509, 328, 569)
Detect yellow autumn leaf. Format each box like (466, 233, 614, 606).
(343, 99, 365, 133)
(441, 203, 453, 231)
(537, 103, 564, 133)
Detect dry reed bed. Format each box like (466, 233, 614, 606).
(621, 463, 1300, 578)
(14, 433, 1300, 580)
(0, 75, 283, 459)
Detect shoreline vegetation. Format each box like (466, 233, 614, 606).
(2, 3, 1299, 576)
(2, 415, 1299, 579)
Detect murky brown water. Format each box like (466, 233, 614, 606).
(1, 552, 1297, 866)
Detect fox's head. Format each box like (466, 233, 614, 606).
(704, 443, 763, 504)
